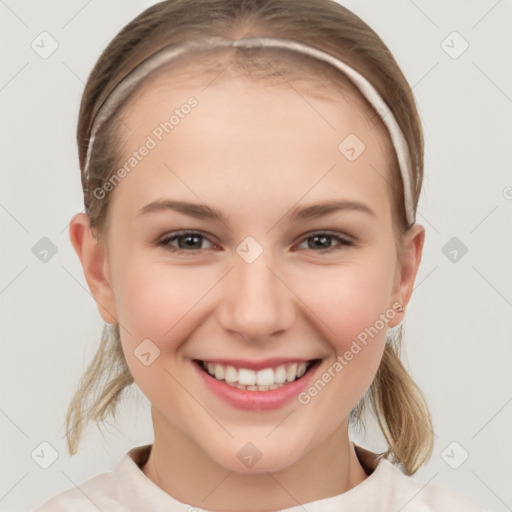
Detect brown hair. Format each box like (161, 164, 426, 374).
(66, 0, 433, 474)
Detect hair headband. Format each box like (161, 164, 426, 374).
(84, 36, 416, 226)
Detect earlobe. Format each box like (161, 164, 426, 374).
(388, 223, 425, 328)
(69, 213, 118, 324)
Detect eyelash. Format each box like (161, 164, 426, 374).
(156, 230, 355, 254)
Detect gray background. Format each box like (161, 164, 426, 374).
(1, 1, 511, 511)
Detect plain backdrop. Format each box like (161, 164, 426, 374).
(1, 1, 511, 511)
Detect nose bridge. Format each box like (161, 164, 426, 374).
(218, 246, 294, 340)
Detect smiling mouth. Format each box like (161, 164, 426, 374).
(194, 359, 321, 392)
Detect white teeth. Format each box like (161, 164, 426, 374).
(274, 365, 287, 384)
(238, 368, 256, 386)
(286, 363, 298, 382)
(297, 362, 307, 378)
(256, 368, 274, 386)
(201, 360, 314, 390)
(227, 382, 278, 392)
(224, 365, 238, 383)
(214, 364, 224, 381)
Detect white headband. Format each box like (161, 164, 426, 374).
(84, 36, 416, 226)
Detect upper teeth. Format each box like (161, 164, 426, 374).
(203, 361, 308, 388)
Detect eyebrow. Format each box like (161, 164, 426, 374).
(288, 199, 375, 221)
(136, 198, 375, 223)
(137, 200, 229, 224)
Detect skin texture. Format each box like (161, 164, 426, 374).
(70, 72, 424, 511)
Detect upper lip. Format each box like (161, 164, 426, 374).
(194, 357, 319, 371)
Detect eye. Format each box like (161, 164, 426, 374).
(157, 230, 215, 252)
(296, 231, 354, 252)
(156, 230, 355, 255)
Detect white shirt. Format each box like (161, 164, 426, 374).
(32, 443, 489, 511)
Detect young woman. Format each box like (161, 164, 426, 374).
(33, 0, 489, 510)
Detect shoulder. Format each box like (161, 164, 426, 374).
(31, 445, 157, 512)
(30, 471, 120, 512)
(377, 458, 490, 511)
(354, 444, 488, 511)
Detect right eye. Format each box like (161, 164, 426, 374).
(157, 230, 216, 253)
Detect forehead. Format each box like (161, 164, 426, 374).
(120, 46, 381, 127)
(106, 58, 395, 229)
(113, 85, 387, 221)
(116, 51, 391, 162)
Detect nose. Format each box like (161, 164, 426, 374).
(217, 251, 296, 342)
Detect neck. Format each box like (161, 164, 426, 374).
(141, 408, 369, 511)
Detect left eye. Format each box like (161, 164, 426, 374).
(296, 232, 354, 251)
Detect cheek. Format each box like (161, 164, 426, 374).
(112, 258, 213, 339)
(110, 256, 217, 406)
(297, 259, 395, 352)
(292, 262, 393, 422)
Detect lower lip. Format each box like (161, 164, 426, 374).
(192, 360, 320, 410)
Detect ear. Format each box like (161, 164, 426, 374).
(69, 213, 118, 324)
(388, 223, 425, 328)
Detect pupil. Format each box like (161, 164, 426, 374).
(180, 235, 201, 249)
(310, 235, 330, 249)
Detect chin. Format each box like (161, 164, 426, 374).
(202, 434, 310, 474)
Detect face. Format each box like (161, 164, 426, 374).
(89, 70, 409, 473)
